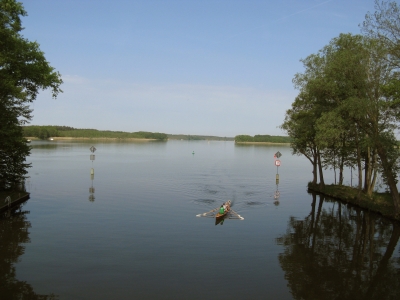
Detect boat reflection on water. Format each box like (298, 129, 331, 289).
(215, 214, 228, 226)
(0, 206, 58, 299)
(276, 192, 400, 300)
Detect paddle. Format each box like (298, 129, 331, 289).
(230, 209, 244, 220)
(196, 207, 219, 217)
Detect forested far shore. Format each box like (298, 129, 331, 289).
(23, 126, 168, 140)
(22, 126, 237, 141)
(234, 134, 291, 143)
(23, 126, 292, 142)
(167, 134, 234, 141)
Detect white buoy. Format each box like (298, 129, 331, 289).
(90, 168, 94, 175)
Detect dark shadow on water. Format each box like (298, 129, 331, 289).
(244, 201, 264, 206)
(276, 192, 400, 300)
(215, 215, 228, 226)
(194, 199, 216, 205)
(0, 204, 58, 299)
(244, 191, 256, 196)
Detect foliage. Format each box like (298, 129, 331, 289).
(0, 105, 30, 189)
(235, 135, 254, 142)
(282, 30, 400, 213)
(0, 0, 62, 190)
(167, 134, 234, 141)
(234, 134, 291, 143)
(253, 134, 291, 143)
(23, 125, 168, 140)
(362, 0, 400, 68)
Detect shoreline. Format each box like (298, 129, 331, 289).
(308, 183, 400, 222)
(25, 137, 292, 144)
(235, 141, 290, 145)
(26, 137, 159, 142)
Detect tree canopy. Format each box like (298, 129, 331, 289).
(0, 0, 63, 190)
(282, 1, 400, 215)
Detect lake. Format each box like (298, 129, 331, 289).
(1, 140, 399, 299)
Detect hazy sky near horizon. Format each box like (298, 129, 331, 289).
(21, 0, 377, 137)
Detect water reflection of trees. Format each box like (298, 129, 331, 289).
(276, 193, 400, 300)
(0, 207, 58, 299)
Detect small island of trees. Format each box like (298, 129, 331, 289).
(281, 1, 400, 219)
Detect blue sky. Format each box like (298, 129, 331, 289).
(20, 0, 377, 137)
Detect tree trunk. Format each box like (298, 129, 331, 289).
(339, 136, 346, 185)
(356, 143, 363, 191)
(367, 150, 378, 195)
(339, 153, 344, 185)
(312, 159, 318, 184)
(317, 149, 325, 188)
(304, 150, 318, 185)
(370, 168, 378, 194)
(377, 146, 400, 215)
(363, 146, 371, 193)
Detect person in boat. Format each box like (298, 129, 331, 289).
(219, 205, 225, 214)
(223, 202, 230, 212)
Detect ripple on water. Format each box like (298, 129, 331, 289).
(193, 198, 216, 205)
(244, 201, 265, 206)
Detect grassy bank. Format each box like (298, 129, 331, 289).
(308, 182, 399, 221)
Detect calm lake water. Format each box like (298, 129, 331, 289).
(1, 140, 400, 299)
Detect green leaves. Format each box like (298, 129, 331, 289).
(282, 29, 400, 205)
(0, 0, 62, 190)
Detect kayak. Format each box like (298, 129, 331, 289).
(215, 200, 231, 218)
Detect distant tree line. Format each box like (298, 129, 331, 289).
(23, 126, 168, 140)
(235, 134, 291, 143)
(167, 134, 234, 141)
(281, 1, 400, 216)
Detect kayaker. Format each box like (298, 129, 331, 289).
(223, 202, 229, 212)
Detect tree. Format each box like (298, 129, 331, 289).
(317, 34, 390, 195)
(0, 0, 62, 189)
(285, 30, 400, 215)
(362, 1, 400, 210)
(362, 0, 400, 68)
(281, 92, 322, 186)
